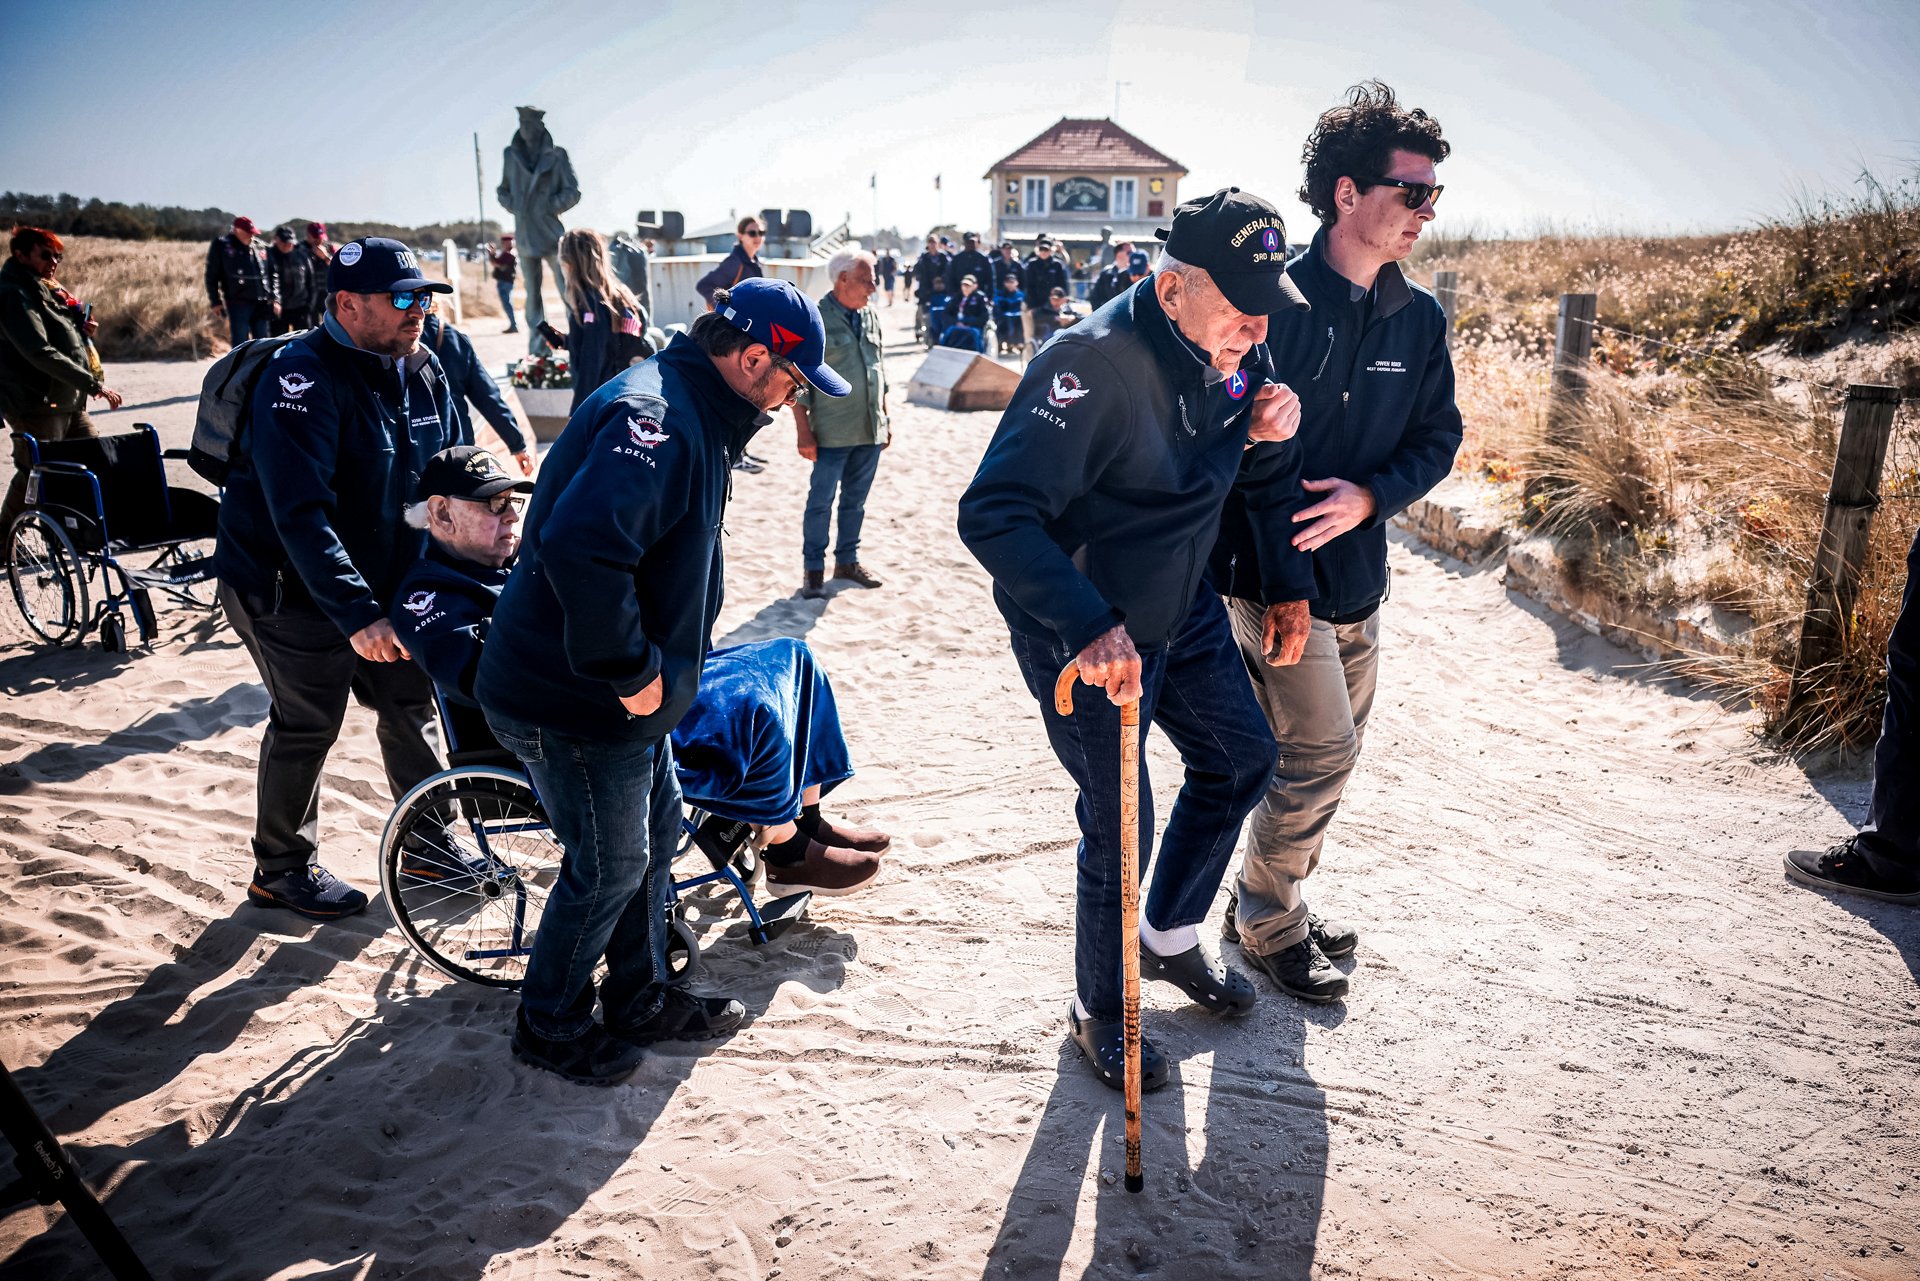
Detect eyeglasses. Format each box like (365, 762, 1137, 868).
(388, 290, 435, 312)
(1360, 176, 1444, 209)
(33, 248, 62, 262)
(463, 493, 526, 516)
(743, 229, 766, 239)
(771, 356, 807, 404)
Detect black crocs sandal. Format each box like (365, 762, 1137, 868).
(1066, 1003, 1170, 1092)
(1141, 941, 1256, 1016)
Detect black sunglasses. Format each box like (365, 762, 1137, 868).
(742, 228, 766, 238)
(462, 492, 525, 516)
(1360, 176, 1443, 209)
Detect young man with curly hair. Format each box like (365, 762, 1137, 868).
(1210, 80, 1464, 1003)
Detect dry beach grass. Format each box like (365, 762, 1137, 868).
(1415, 178, 1920, 749)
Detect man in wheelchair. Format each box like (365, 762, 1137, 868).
(391, 446, 891, 896)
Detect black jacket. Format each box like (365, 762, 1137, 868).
(911, 251, 950, 301)
(564, 286, 647, 414)
(945, 249, 992, 297)
(205, 233, 277, 308)
(694, 245, 762, 308)
(267, 244, 313, 308)
(1022, 254, 1068, 308)
(476, 334, 768, 741)
(214, 317, 464, 637)
(391, 541, 510, 705)
(424, 314, 526, 454)
(955, 290, 990, 328)
(1088, 263, 1128, 309)
(987, 254, 1025, 295)
(958, 279, 1288, 654)
(1210, 230, 1462, 621)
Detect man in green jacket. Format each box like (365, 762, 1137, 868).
(793, 248, 889, 599)
(0, 226, 122, 536)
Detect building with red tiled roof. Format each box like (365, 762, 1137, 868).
(983, 118, 1188, 266)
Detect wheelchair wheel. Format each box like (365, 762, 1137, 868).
(663, 913, 699, 987)
(7, 512, 90, 646)
(379, 766, 562, 988)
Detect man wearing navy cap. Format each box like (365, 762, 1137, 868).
(215, 237, 463, 921)
(476, 277, 849, 1085)
(958, 188, 1312, 1091)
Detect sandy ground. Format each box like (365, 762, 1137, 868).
(1, 306, 1915, 1281)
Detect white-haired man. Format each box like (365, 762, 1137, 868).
(794, 247, 889, 599)
(958, 189, 1311, 1091)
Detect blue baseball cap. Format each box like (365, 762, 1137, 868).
(1128, 250, 1151, 275)
(716, 278, 850, 397)
(327, 237, 452, 296)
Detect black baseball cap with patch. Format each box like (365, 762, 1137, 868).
(1154, 187, 1309, 316)
(328, 236, 453, 297)
(416, 446, 533, 503)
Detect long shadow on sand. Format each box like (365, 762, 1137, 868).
(982, 985, 1338, 1279)
(0, 682, 260, 791)
(2, 911, 856, 1281)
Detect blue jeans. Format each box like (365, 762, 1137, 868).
(803, 444, 883, 572)
(496, 279, 517, 329)
(1859, 522, 1919, 873)
(484, 713, 683, 1040)
(226, 301, 272, 346)
(1007, 589, 1277, 1019)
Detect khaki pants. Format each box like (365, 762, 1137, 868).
(1227, 595, 1380, 954)
(3, 408, 97, 535)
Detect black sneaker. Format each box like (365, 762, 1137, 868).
(1243, 938, 1348, 1004)
(1785, 840, 1920, 905)
(1140, 941, 1256, 1016)
(398, 837, 497, 884)
(1222, 888, 1358, 959)
(1308, 911, 1358, 959)
(609, 988, 746, 1046)
(1065, 1003, 1170, 1093)
(248, 864, 369, 920)
(510, 1009, 645, 1086)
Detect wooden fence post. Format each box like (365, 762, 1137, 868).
(1432, 270, 1458, 350)
(1546, 292, 1597, 446)
(441, 238, 463, 326)
(1789, 382, 1903, 715)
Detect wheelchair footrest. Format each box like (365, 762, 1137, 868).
(129, 555, 213, 586)
(749, 891, 811, 945)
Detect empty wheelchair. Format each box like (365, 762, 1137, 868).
(378, 693, 812, 990)
(7, 423, 218, 650)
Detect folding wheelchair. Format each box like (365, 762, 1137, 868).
(6, 423, 218, 650)
(378, 694, 813, 990)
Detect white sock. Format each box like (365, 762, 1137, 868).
(1074, 993, 1092, 1021)
(1138, 918, 1197, 957)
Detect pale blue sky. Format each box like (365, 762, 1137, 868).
(3, 0, 1914, 242)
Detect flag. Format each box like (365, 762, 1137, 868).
(934, 174, 942, 191)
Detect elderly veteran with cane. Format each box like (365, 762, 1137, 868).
(957, 188, 1313, 1093)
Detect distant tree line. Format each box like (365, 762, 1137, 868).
(1, 192, 504, 249)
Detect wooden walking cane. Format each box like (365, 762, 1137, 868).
(1054, 660, 1144, 1194)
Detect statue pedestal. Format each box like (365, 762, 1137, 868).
(513, 387, 572, 442)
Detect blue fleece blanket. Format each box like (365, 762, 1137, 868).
(671, 638, 853, 825)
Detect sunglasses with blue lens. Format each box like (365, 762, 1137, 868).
(388, 290, 435, 312)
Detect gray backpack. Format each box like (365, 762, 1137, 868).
(189, 329, 308, 484)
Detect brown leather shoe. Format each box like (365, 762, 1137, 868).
(807, 812, 892, 855)
(832, 562, 883, 589)
(801, 569, 826, 599)
(764, 837, 881, 896)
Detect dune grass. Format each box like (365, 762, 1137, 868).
(1420, 177, 1920, 749)
(54, 235, 502, 363)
